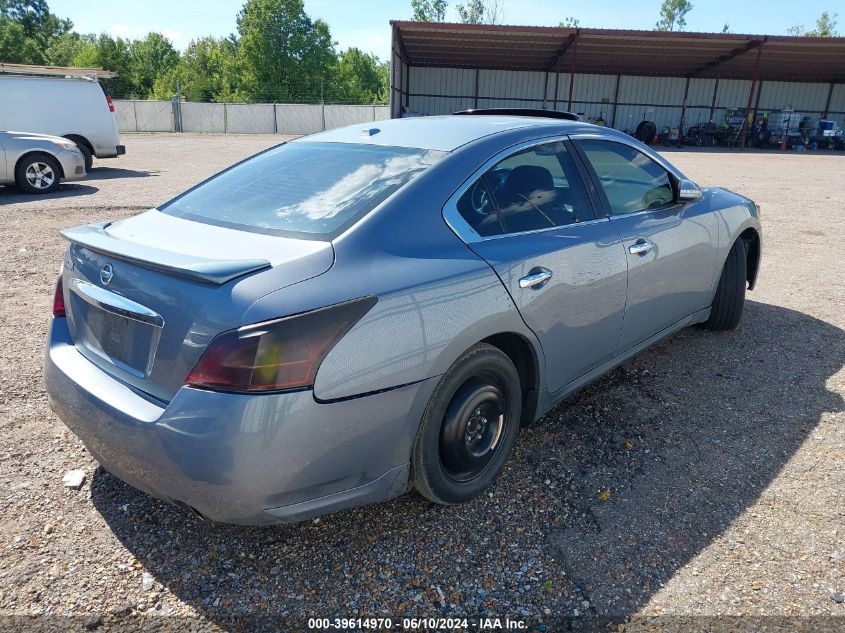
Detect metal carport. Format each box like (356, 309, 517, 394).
(389, 22, 845, 134)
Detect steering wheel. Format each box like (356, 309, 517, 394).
(470, 181, 490, 214)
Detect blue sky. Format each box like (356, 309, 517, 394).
(49, 0, 838, 60)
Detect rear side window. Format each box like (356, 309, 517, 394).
(456, 141, 593, 238)
(577, 140, 674, 215)
(161, 142, 445, 239)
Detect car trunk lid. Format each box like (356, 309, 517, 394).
(60, 210, 334, 402)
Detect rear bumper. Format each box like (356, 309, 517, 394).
(44, 317, 435, 524)
(94, 145, 126, 159)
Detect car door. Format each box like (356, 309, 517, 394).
(572, 137, 718, 351)
(445, 139, 628, 394)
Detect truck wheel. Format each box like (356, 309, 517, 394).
(15, 153, 61, 194)
(76, 143, 93, 172)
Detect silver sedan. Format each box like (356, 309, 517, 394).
(0, 130, 86, 194)
(44, 111, 761, 524)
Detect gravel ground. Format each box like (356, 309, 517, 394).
(0, 134, 843, 632)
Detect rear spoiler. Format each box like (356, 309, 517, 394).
(60, 222, 270, 285)
(452, 108, 581, 121)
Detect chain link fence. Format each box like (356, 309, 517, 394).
(114, 100, 391, 134)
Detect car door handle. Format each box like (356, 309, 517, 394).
(519, 269, 553, 289)
(628, 240, 655, 255)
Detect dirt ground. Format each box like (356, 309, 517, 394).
(0, 133, 843, 632)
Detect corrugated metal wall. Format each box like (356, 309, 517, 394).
(400, 66, 845, 132)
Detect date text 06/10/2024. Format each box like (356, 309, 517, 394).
(307, 617, 529, 630)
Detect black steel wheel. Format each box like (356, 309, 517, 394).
(439, 375, 509, 482)
(412, 343, 521, 504)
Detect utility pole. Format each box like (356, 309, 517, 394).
(172, 79, 183, 132)
(320, 78, 326, 131)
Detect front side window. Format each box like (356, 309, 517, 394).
(161, 142, 446, 239)
(577, 140, 675, 215)
(456, 141, 593, 238)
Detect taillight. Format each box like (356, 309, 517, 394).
(185, 296, 377, 393)
(52, 276, 66, 317)
(105, 94, 115, 113)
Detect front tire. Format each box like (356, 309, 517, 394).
(412, 343, 521, 504)
(703, 239, 747, 330)
(15, 153, 61, 194)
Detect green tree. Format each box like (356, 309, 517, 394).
(328, 47, 387, 103)
(71, 33, 135, 96)
(0, 0, 72, 63)
(152, 35, 244, 102)
(236, 0, 336, 102)
(0, 14, 32, 62)
(788, 11, 839, 36)
(2, 0, 391, 105)
(128, 32, 179, 98)
(456, 0, 502, 24)
(0, 0, 69, 41)
(44, 30, 88, 66)
(560, 17, 580, 28)
(411, 0, 447, 22)
(655, 0, 693, 31)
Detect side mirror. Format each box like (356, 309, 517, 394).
(677, 179, 702, 202)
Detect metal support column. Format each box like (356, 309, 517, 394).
(741, 46, 763, 147)
(474, 69, 480, 109)
(677, 76, 690, 144)
(320, 79, 325, 131)
(610, 74, 621, 128)
(543, 71, 550, 109)
(172, 79, 183, 132)
(567, 37, 578, 111)
(552, 72, 560, 111)
(396, 58, 403, 117)
(709, 73, 720, 123)
(404, 63, 410, 110)
(823, 82, 834, 118)
(390, 25, 400, 118)
(752, 79, 764, 123)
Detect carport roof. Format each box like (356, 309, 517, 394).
(391, 22, 845, 83)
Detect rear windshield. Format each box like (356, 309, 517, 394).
(160, 142, 446, 239)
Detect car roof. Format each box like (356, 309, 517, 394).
(297, 115, 591, 152)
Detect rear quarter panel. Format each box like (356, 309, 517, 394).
(311, 257, 530, 401)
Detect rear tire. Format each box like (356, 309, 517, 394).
(412, 343, 521, 504)
(15, 153, 61, 194)
(76, 142, 93, 172)
(703, 240, 747, 331)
